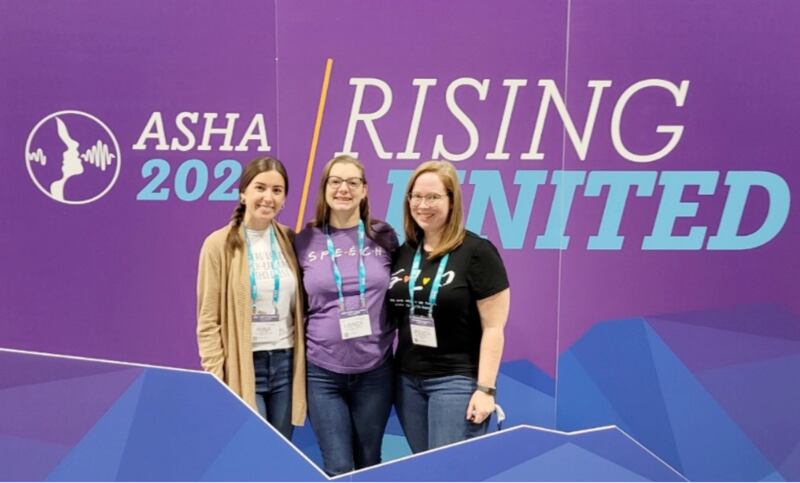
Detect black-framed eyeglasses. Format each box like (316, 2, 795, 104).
(327, 176, 364, 190)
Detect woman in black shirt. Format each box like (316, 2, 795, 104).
(388, 160, 511, 452)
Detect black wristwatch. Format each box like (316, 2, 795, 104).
(476, 384, 496, 396)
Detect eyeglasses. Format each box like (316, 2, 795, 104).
(408, 192, 447, 206)
(327, 176, 364, 190)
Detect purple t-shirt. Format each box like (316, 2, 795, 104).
(294, 221, 398, 374)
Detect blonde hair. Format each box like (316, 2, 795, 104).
(403, 160, 465, 259)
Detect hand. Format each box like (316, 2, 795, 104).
(466, 389, 495, 424)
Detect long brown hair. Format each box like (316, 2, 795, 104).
(403, 160, 465, 259)
(310, 155, 377, 240)
(226, 157, 289, 254)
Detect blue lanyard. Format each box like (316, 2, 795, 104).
(325, 220, 367, 311)
(408, 243, 450, 318)
(244, 225, 281, 313)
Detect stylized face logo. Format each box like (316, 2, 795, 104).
(26, 110, 121, 205)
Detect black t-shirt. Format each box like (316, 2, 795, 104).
(389, 231, 509, 378)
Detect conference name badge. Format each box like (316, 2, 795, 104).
(339, 308, 372, 340)
(252, 312, 281, 344)
(410, 315, 438, 348)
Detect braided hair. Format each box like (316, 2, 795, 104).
(225, 157, 289, 254)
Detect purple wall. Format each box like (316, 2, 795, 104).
(1, 0, 798, 381)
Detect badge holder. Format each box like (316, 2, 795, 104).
(339, 306, 372, 340)
(252, 310, 281, 344)
(409, 314, 437, 347)
(407, 246, 449, 349)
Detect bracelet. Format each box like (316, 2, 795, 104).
(476, 384, 496, 396)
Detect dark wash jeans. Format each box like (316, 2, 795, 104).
(253, 349, 293, 440)
(396, 373, 489, 453)
(306, 357, 394, 476)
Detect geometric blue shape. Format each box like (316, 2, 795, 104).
(495, 369, 555, 428)
(342, 426, 684, 481)
(0, 365, 143, 447)
(115, 370, 250, 480)
(47, 372, 146, 481)
(0, 351, 133, 391)
(643, 323, 777, 481)
(557, 319, 683, 469)
(759, 470, 786, 482)
(0, 434, 69, 481)
(650, 317, 800, 373)
(200, 415, 325, 481)
(556, 350, 626, 431)
(499, 360, 556, 398)
(696, 353, 800, 475)
(114, 369, 281, 480)
(291, 424, 323, 468)
(385, 406, 405, 437)
(567, 427, 685, 481)
(486, 442, 652, 481)
(778, 436, 800, 481)
(557, 313, 794, 482)
(381, 433, 412, 463)
(1, 351, 328, 481)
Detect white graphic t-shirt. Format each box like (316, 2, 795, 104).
(246, 227, 297, 351)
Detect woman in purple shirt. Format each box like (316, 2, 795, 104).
(294, 155, 398, 476)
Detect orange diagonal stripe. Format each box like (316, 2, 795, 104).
(296, 58, 334, 232)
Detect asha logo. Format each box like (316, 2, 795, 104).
(25, 110, 121, 204)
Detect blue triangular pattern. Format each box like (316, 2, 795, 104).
(384, 406, 405, 436)
(344, 428, 567, 481)
(556, 337, 635, 432)
(496, 372, 555, 428)
(643, 323, 777, 481)
(569, 428, 686, 481)
(47, 371, 145, 481)
(648, 317, 800, 373)
(200, 415, 324, 481)
(486, 442, 651, 482)
(0, 351, 134, 390)
(695, 353, 800, 478)
(381, 433, 412, 462)
(116, 369, 252, 480)
(0, 434, 69, 481)
(291, 424, 323, 468)
(559, 319, 683, 470)
(778, 435, 800, 480)
(760, 470, 786, 481)
(0, 365, 143, 446)
(645, 304, 800, 341)
(499, 360, 556, 397)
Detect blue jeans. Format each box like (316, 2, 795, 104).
(253, 349, 293, 440)
(396, 373, 489, 453)
(306, 357, 394, 476)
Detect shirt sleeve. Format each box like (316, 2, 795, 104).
(466, 237, 510, 300)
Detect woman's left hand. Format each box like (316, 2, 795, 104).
(466, 389, 495, 424)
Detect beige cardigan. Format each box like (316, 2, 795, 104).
(196, 222, 306, 426)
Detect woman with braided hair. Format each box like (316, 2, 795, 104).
(197, 157, 306, 439)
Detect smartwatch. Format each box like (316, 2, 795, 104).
(476, 384, 496, 396)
